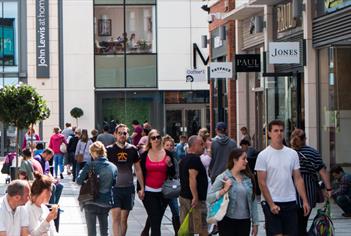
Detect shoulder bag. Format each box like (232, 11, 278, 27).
(207, 191, 229, 224)
(78, 164, 99, 205)
(76, 142, 88, 163)
(162, 178, 181, 199)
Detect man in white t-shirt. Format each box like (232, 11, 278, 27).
(255, 120, 310, 236)
(0, 180, 31, 236)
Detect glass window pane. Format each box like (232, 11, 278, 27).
(126, 54, 156, 87)
(126, 6, 156, 53)
(95, 6, 125, 55)
(94, 0, 123, 4)
(126, 0, 156, 4)
(95, 55, 125, 87)
(0, 1, 18, 72)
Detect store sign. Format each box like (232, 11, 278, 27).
(235, 54, 261, 72)
(36, 0, 50, 78)
(185, 69, 206, 82)
(269, 42, 300, 64)
(325, 0, 351, 13)
(210, 62, 233, 78)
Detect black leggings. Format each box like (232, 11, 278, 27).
(142, 191, 169, 236)
(218, 217, 251, 236)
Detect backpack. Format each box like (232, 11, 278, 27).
(308, 200, 335, 236)
(77, 164, 99, 206)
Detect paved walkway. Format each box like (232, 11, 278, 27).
(1, 163, 351, 235)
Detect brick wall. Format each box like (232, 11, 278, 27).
(208, 0, 237, 140)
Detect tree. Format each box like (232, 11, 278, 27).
(0, 84, 50, 177)
(70, 107, 84, 127)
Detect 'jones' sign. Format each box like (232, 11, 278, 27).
(235, 54, 261, 72)
(36, 0, 50, 78)
(269, 42, 300, 64)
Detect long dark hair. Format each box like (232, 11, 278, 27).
(227, 148, 256, 201)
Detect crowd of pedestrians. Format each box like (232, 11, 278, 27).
(1, 119, 351, 236)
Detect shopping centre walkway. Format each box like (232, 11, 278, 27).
(0, 161, 350, 235)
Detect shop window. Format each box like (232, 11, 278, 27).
(0, 1, 19, 72)
(126, 54, 156, 87)
(95, 55, 125, 87)
(94, 6, 124, 55)
(126, 6, 155, 54)
(126, 0, 156, 4)
(94, 0, 123, 4)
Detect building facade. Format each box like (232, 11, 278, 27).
(221, 0, 351, 168)
(20, 0, 210, 147)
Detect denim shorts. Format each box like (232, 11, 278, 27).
(261, 201, 298, 236)
(112, 186, 135, 210)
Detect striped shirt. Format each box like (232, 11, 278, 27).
(296, 145, 325, 208)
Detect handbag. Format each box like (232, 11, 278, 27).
(178, 208, 193, 236)
(1, 162, 11, 174)
(207, 192, 229, 224)
(76, 142, 88, 163)
(162, 178, 181, 199)
(78, 164, 99, 205)
(60, 141, 67, 153)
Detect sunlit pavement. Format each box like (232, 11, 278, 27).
(0, 159, 350, 235)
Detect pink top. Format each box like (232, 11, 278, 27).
(145, 155, 168, 189)
(31, 159, 43, 174)
(48, 133, 66, 154)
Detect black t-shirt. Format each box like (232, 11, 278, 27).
(179, 153, 208, 201)
(107, 143, 140, 187)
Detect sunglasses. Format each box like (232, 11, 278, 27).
(118, 131, 128, 136)
(150, 135, 161, 141)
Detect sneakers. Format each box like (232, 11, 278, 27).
(60, 173, 64, 179)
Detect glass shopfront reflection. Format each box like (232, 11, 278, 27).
(319, 47, 351, 168)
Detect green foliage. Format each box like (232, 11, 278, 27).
(70, 107, 84, 119)
(0, 84, 50, 129)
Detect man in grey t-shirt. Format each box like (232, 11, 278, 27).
(97, 125, 116, 147)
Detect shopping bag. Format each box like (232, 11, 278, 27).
(178, 208, 193, 236)
(308, 200, 334, 236)
(207, 192, 229, 224)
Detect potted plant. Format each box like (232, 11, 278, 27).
(70, 107, 84, 127)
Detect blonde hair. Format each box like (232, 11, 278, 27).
(162, 134, 174, 146)
(89, 141, 107, 159)
(198, 128, 210, 142)
(146, 129, 160, 150)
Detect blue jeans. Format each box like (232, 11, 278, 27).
(335, 195, 351, 214)
(84, 204, 110, 236)
(168, 197, 179, 217)
(49, 183, 63, 204)
(54, 154, 64, 177)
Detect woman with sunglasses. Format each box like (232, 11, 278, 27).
(138, 129, 176, 236)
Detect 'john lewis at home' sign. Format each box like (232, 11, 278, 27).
(36, 0, 50, 78)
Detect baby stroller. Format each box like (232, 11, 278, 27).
(308, 200, 335, 236)
(1, 152, 16, 184)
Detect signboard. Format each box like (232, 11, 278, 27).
(210, 62, 233, 78)
(0, 18, 15, 66)
(185, 69, 206, 82)
(325, 0, 351, 13)
(269, 42, 300, 64)
(235, 54, 261, 72)
(36, 0, 50, 78)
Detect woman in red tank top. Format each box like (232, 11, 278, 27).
(138, 129, 176, 236)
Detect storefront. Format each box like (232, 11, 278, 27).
(0, 0, 27, 156)
(263, 0, 305, 144)
(313, 1, 351, 168)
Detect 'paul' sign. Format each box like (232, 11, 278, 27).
(36, 0, 50, 78)
(235, 54, 261, 72)
(269, 42, 300, 64)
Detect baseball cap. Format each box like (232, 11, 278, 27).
(216, 122, 227, 131)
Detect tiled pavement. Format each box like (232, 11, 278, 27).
(1, 160, 350, 235)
